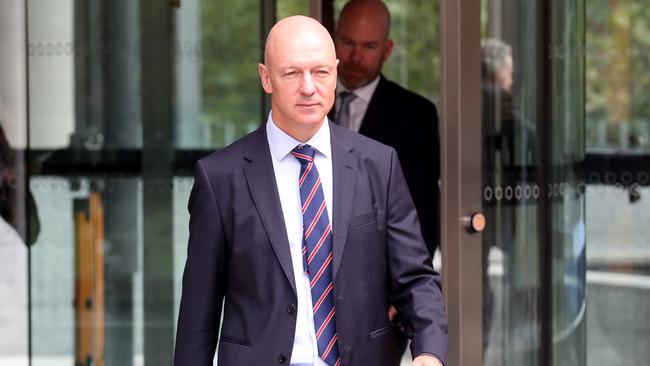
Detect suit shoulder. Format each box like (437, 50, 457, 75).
(195, 127, 260, 171)
(333, 124, 396, 159)
(381, 77, 438, 114)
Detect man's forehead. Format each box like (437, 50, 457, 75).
(266, 16, 335, 58)
(272, 49, 336, 69)
(267, 33, 335, 66)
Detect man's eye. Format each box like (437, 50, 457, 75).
(315, 70, 329, 77)
(284, 71, 298, 77)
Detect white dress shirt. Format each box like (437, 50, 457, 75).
(335, 75, 381, 132)
(266, 113, 333, 366)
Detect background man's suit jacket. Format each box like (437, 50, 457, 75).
(357, 75, 441, 257)
(173, 123, 447, 366)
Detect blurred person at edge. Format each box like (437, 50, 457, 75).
(0, 103, 40, 246)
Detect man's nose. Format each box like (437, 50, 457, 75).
(299, 73, 316, 94)
(350, 45, 363, 63)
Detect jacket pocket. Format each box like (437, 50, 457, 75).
(349, 211, 376, 228)
(219, 335, 250, 347)
(369, 324, 393, 339)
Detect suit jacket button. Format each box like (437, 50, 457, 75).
(278, 354, 288, 364)
(287, 304, 296, 314)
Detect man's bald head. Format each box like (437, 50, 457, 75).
(258, 16, 338, 142)
(338, 0, 391, 40)
(264, 16, 336, 68)
(335, 0, 393, 90)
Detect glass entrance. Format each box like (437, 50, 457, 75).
(480, 1, 586, 365)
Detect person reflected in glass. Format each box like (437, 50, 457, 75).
(481, 38, 537, 360)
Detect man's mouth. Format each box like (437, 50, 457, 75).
(342, 66, 365, 75)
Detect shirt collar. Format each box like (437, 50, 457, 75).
(336, 74, 381, 103)
(266, 112, 332, 162)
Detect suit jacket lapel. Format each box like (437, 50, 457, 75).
(359, 75, 388, 136)
(330, 123, 358, 280)
(242, 127, 296, 294)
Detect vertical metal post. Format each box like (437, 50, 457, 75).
(141, 1, 175, 365)
(538, 1, 553, 365)
(309, 0, 323, 21)
(260, 0, 276, 121)
(440, 0, 483, 365)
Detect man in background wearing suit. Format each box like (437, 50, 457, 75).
(333, 1, 442, 362)
(174, 15, 446, 366)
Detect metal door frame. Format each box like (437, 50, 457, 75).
(440, 1, 483, 365)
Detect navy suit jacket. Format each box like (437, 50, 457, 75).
(174, 122, 447, 365)
(357, 75, 441, 257)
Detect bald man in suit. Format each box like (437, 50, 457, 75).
(174, 15, 447, 366)
(333, 1, 442, 362)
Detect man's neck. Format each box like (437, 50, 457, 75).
(271, 117, 324, 143)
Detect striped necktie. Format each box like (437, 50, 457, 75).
(291, 145, 341, 366)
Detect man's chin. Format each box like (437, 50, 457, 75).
(295, 112, 326, 126)
(341, 75, 368, 90)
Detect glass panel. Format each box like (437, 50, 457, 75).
(482, 0, 586, 365)
(586, 0, 650, 152)
(549, 1, 587, 365)
(481, 1, 587, 365)
(481, 1, 542, 365)
(27, 1, 264, 365)
(585, 0, 650, 364)
(0, 1, 29, 366)
(277, 0, 310, 19)
(192, 0, 262, 148)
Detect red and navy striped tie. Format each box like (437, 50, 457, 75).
(291, 145, 341, 366)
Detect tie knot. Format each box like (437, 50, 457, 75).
(291, 144, 316, 164)
(339, 91, 356, 103)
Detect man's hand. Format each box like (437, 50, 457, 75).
(388, 305, 398, 321)
(413, 354, 443, 366)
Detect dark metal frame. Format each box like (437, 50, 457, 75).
(440, 0, 483, 365)
(538, 1, 553, 365)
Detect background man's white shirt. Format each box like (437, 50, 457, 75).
(335, 75, 381, 132)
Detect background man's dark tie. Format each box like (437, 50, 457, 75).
(336, 91, 357, 129)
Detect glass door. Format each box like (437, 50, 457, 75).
(441, 1, 586, 365)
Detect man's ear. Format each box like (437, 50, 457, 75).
(259, 63, 273, 94)
(383, 38, 394, 62)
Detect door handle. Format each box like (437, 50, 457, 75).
(462, 212, 486, 233)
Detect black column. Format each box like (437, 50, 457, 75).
(140, 1, 175, 365)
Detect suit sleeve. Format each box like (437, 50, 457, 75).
(385, 149, 448, 364)
(174, 160, 227, 366)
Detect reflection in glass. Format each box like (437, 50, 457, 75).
(549, 1, 586, 365)
(481, 1, 587, 365)
(481, 2, 542, 364)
